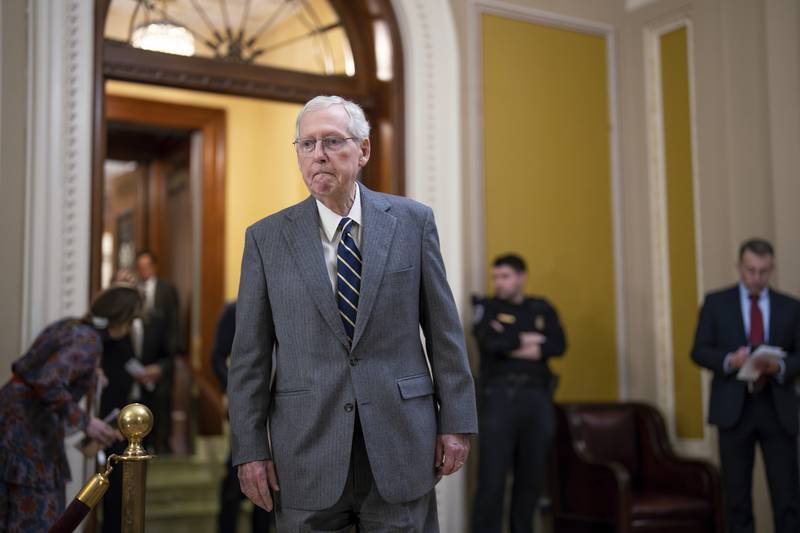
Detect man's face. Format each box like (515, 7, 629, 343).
(738, 250, 774, 295)
(136, 256, 156, 281)
(296, 105, 370, 201)
(491, 265, 526, 301)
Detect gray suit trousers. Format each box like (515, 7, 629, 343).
(276, 412, 439, 533)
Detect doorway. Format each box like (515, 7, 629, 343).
(102, 94, 226, 443)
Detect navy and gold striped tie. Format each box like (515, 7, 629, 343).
(336, 217, 361, 343)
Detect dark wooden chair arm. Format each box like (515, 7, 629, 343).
(637, 403, 722, 499)
(562, 456, 632, 524)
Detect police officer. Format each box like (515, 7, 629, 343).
(471, 254, 566, 533)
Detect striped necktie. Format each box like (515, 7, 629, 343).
(336, 217, 362, 343)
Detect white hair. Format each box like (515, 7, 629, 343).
(295, 95, 371, 141)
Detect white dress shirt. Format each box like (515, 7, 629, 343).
(316, 184, 362, 292)
(141, 276, 157, 312)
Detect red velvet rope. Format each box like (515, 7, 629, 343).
(47, 498, 91, 533)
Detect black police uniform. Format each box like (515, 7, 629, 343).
(471, 295, 566, 533)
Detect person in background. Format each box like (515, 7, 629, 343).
(692, 238, 800, 533)
(212, 301, 273, 533)
(472, 254, 566, 533)
(99, 327, 137, 533)
(0, 285, 140, 532)
(100, 268, 144, 532)
(135, 250, 180, 453)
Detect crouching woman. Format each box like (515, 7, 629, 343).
(0, 285, 141, 532)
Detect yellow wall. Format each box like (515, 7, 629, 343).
(482, 14, 618, 401)
(660, 28, 703, 439)
(106, 81, 307, 300)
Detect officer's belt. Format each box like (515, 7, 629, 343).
(484, 373, 550, 389)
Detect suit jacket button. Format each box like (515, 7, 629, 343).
(349, 358, 358, 366)
(344, 403, 354, 412)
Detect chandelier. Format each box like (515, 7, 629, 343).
(131, 19, 195, 56)
(124, 0, 342, 67)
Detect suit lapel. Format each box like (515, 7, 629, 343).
(768, 288, 780, 345)
(728, 286, 748, 345)
(282, 196, 350, 349)
(154, 279, 163, 309)
(351, 185, 396, 350)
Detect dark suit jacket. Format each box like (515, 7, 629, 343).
(141, 278, 180, 371)
(100, 336, 135, 418)
(691, 285, 800, 434)
(211, 302, 236, 390)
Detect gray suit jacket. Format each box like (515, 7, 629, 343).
(228, 184, 478, 510)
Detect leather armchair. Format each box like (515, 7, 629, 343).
(551, 402, 723, 533)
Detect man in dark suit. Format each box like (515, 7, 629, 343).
(692, 238, 800, 533)
(228, 95, 478, 531)
(136, 250, 180, 453)
(471, 254, 566, 533)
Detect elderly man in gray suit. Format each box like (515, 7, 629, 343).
(228, 95, 478, 531)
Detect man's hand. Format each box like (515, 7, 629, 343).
(728, 346, 750, 370)
(137, 364, 163, 386)
(435, 434, 470, 476)
(238, 460, 280, 512)
(509, 332, 546, 361)
(753, 356, 781, 376)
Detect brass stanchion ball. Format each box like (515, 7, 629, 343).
(118, 403, 154, 458)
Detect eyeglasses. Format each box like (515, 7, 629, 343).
(293, 136, 356, 154)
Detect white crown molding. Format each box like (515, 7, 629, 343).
(24, 0, 95, 511)
(23, 0, 95, 345)
(390, 1, 465, 530)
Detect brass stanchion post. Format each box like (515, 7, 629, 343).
(47, 403, 154, 533)
(117, 403, 154, 533)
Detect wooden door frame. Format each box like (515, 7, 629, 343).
(100, 94, 226, 413)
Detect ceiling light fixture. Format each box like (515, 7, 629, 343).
(131, 20, 196, 56)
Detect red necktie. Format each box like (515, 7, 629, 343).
(749, 294, 764, 346)
(749, 294, 767, 391)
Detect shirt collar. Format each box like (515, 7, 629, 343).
(739, 282, 768, 301)
(316, 183, 362, 242)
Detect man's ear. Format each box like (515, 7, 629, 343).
(359, 138, 371, 165)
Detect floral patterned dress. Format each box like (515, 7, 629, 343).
(0, 318, 101, 532)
